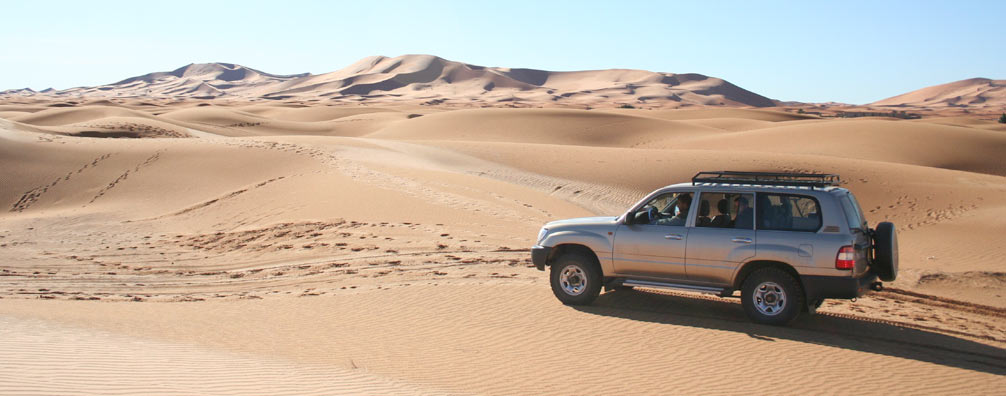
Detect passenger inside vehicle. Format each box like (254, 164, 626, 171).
(734, 196, 753, 229)
(710, 199, 732, 227)
(756, 193, 822, 232)
(696, 200, 712, 226)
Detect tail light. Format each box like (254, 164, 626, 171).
(835, 245, 855, 269)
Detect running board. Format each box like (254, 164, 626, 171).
(621, 279, 725, 295)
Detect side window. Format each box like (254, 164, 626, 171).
(756, 193, 822, 232)
(845, 193, 868, 229)
(638, 192, 693, 226)
(696, 192, 754, 230)
(838, 194, 866, 230)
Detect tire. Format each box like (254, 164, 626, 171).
(872, 222, 898, 282)
(550, 252, 603, 305)
(741, 268, 804, 325)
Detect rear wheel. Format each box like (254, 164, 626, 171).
(741, 268, 804, 325)
(550, 253, 602, 305)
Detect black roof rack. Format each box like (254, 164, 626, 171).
(692, 171, 840, 189)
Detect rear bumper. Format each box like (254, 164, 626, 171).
(801, 272, 878, 301)
(531, 245, 551, 271)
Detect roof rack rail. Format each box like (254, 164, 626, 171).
(692, 171, 840, 189)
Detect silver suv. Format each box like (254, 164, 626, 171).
(532, 171, 898, 325)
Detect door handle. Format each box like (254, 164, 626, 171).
(732, 237, 753, 243)
(664, 234, 684, 240)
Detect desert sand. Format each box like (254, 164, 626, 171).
(1, 60, 1005, 394)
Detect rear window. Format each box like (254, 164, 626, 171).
(756, 193, 822, 232)
(838, 193, 867, 230)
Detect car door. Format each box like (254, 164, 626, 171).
(612, 191, 693, 280)
(685, 192, 756, 285)
(754, 192, 825, 270)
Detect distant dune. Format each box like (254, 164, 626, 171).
(0, 55, 776, 108)
(872, 78, 1006, 109)
(2, 56, 1002, 113)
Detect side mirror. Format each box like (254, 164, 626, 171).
(626, 210, 650, 225)
(638, 210, 651, 224)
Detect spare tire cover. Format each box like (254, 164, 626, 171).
(872, 222, 898, 282)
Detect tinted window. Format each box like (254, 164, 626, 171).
(846, 193, 868, 229)
(696, 192, 754, 230)
(838, 194, 865, 230)
(756, 193, 822, 232)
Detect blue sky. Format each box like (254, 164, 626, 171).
(1, 1, 1002, 104)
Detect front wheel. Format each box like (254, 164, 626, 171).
(741, 268, 804, 325)
(550, 253, 602, 305)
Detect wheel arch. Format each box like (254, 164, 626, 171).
(732, 260, 803, 292)
(547, 244, 602, 271)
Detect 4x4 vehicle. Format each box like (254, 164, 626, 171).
(532, 171, 897, 325)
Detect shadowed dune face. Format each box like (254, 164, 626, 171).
(0, 101, 1004, 394)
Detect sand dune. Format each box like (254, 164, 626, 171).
(873, 77, 1006, 109)
(74, 63, 307, 99)
(603, 107, 818, 122)
(268, 55, 776, 107)
(160, 106, 276, 125)
(3, 56, 1002, 116)
(9, 105, 157, 126)
(0, 55, 777, 108)
(674, 119, 1006, 176)
(236, 105, 410, 122)
(0, 100, 1004, 395)
(367, 108, 728, 147)
(4, 103, 418, 138)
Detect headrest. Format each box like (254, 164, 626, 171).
(717, 199, 729, 213)
(700, 200, 710, 216)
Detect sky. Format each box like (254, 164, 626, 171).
(1, 0, 1003, 104)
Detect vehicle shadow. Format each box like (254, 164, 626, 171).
(573, 289, 1006, 375)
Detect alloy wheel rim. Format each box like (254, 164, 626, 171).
(753, 281, 786, 316)
(559, 265, 587, 296)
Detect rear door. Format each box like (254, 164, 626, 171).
(838, 192, 872, 276)
(755, 192, 825, 271)
(684, 192, 756, 285)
